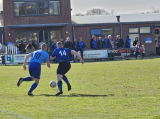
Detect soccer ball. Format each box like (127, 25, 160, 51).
(50, 81, 57, 88)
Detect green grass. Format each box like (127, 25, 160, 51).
(0, 59, 160, 119)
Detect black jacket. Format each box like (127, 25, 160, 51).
(115, 39, 124, 48)
(97, 40, 104, 49)
(133, 40, 138, 46)
(90, 38, 94, 49)
(64, 41, 74, 49)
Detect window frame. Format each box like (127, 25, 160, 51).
(140, 27, 151, 34)
(14, 0, 61, 17)
(90, 28, 114, 36)
(128, 26, 152, 35)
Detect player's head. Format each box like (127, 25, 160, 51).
(41, 43, 47, 51)
(56, 41, 64, 48)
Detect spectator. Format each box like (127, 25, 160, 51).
(64, 37, 74, 62)
(52, 39, 57, 51)
(79, 37, 86, 59)
(90, 35, 95, 49)
(25, 42, 35, 53)
(97, 37, 103, 49)
(32, 40, 37, 50)
(73, 38, 79, 52)
(115, 35, 124, 49)
(155, 38, 158, 54)
(107, 35, 113, 48)
(133, 37, 138, 46)
(92, 37, 98, 50)
(125, 36, 131, 48)
(103, 35, 108, 49)
(19, 40, 26, 53)
(60, 38, 64, 45)
(135, 42, 140, 59)
(141, 45, 145, 59)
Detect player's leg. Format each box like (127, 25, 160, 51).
(55, 74, 63, 96)
(62, 63, 71, 91)
(17, 64, 34, 87)
(28, 78, 39, 96)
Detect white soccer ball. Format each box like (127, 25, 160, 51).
(50, 81, 57, 88)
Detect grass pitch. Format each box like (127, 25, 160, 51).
(0, 59, 160, 119)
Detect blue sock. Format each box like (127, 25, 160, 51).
(63, 76, 70, 85)
(58, 81, 62, 91)
(29, 82, 38, 93)
(23, 76, 32, 81)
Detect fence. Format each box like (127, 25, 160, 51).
(0, 45, 17, 55)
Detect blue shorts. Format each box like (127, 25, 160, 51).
(29, 62, 41, 79)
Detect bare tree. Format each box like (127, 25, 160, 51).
(86, 8, 110, 15)
(151, 7, 159, 13)
(75, 13, 84, 16)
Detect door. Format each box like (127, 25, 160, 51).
(129, 34, 139, 48)
(27, 32, 38, 50)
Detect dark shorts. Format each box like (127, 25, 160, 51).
(29, 62, 41, 79)
(57, 61, 71, 75)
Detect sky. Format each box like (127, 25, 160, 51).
(0, 0, 159, 15)
(71, 0, 160, 15)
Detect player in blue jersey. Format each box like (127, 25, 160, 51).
(50, 41, 84, 96)
(17, 43, 50, 96)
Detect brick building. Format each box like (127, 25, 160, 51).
(0, 0, 160, 55)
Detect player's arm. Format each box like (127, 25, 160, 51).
(71, 50, 84, 64)
(23, 54, 32, 71)
(47, 62, 51, 68)
(50, 56, 56, 60)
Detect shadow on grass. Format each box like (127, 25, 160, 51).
(36, 93, 114, 97)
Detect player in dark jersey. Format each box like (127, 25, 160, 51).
(17, 43, 51, 96)
(50, 41, 84, 96)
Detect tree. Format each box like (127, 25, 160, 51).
(86, 8, 110, 15)
(75, 13, 84, 16)
(151, 7, 159, 13)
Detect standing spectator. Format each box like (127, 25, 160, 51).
(25, 42, 35, 53)
(64, 37, 74, 62)
(73, 38, 79, 52)
(155, 38, 158, 54)
(19, 40, 26, 53)
(135, 42, 140, 59)
(103, 35, 108, 49)
(125, 36, 131, 48)
(133, 37, 138, 46)
(90, 35, 95, 49)
(115, 35, 124, 49)
(52, 39, 57, 51)
(92, 37, 98, 50)
(32, 40, 37, 50)
(60, 38, 64, 45)
(141, 45, 145, 59)
(97, 37, 103, 49)
(107, 35, 113, 49)
(79, 37, 86, 59)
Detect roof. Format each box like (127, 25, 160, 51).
(72, 13, 160, 26)
(8, 23, 68, 28)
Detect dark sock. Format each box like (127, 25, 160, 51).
(58, 81, 62, 91)
(63, 76, 70, 85)
(29, 82, 38, 93)
(23, 76, 32, 81)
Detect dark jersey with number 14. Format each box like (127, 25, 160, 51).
(51, 48, 72, 63)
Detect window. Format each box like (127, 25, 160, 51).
(129, 28, 139, 33)
(38, 2, 48, 15)
(50, 30, 61, 41)
(14, 2, 25, 16)
(26, 2, 37, 15)
(49, 1, 60, 15)
(140, 27, 151, 33)
(91, 29, 102, 35)
(102, 28, 113, 35)
(15, 32, 26, 43)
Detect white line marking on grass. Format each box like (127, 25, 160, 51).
(0, 108, 32, 119)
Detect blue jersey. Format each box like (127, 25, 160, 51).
(103, 39, 108, 48)
(79, 41, 85, 50)
(92, 40, 97, 49)
(52, 43, 57, 51)
(125, 39, 131, 48)
(51, 48, 72, 63)
(30, 49, 49, 65)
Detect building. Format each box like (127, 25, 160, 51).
(72, 14, 160, 55)
(1, 0, 72, 53)
(0, 0, 160, 55)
